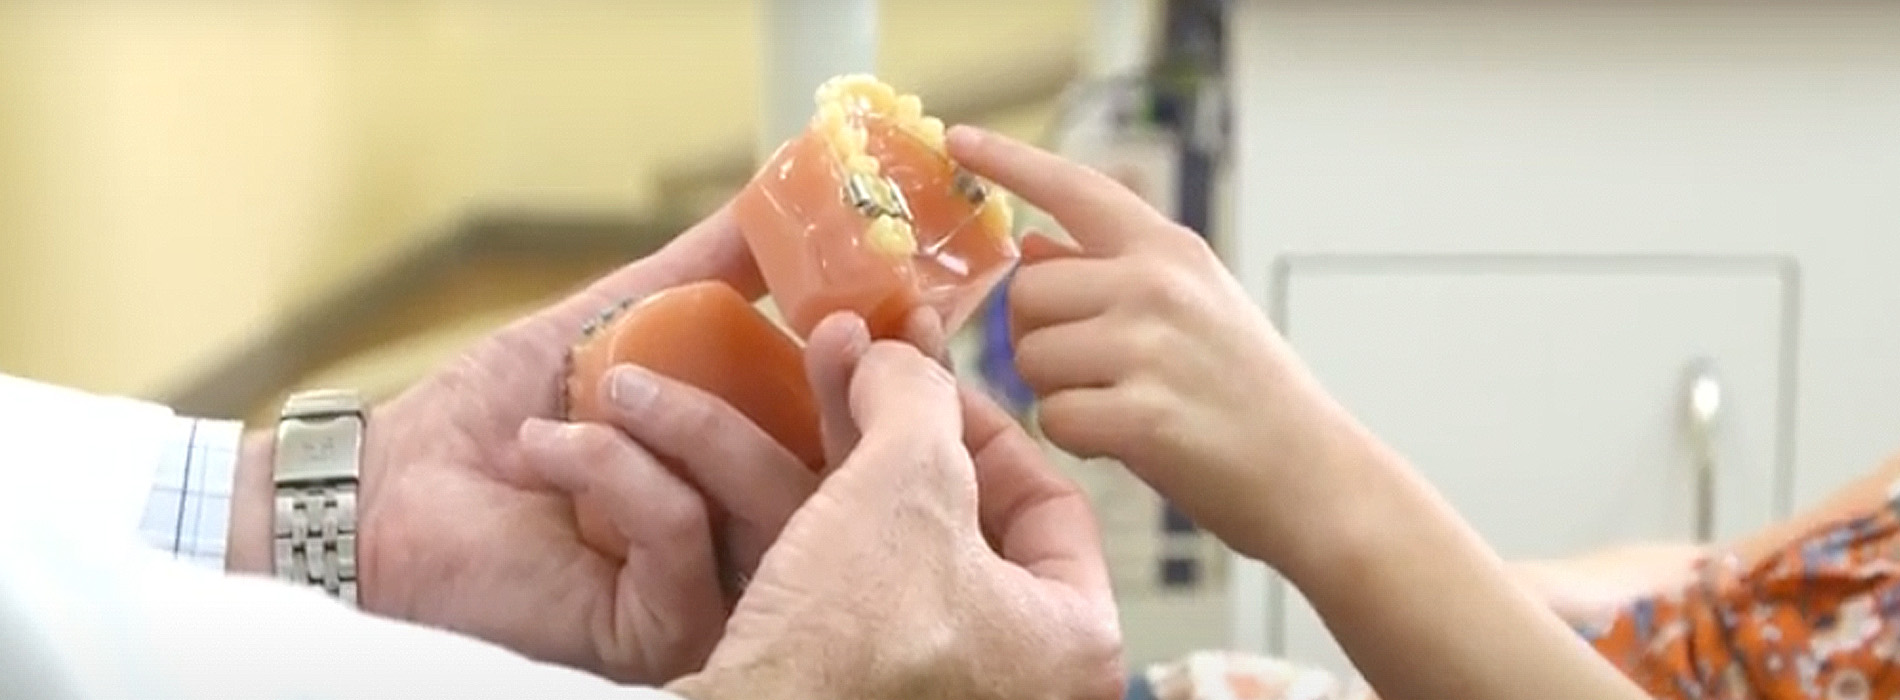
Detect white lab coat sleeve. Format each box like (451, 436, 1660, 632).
(0, 374, 686, 700)
(140, 413, 243, 570)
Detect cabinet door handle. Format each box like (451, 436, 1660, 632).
(1682, 358, 1723, 542)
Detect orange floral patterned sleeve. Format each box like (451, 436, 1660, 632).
(1578, 482, 1900, 700)
(1134, 483, 1900, 700)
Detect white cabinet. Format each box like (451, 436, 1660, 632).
(1264, 254, 1796, 675)
(1221, 0, 1900, 679)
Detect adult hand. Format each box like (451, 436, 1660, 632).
(228, 204, 817, 683)
(669, 317, 1124, 700)
(947, 125, 1360, 565)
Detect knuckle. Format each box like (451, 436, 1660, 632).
(654, 389, 725, 439)
(609, 372, 733, 451)
(1033, 401, 1070, 444)
(1129, 264, 1199, 314)
(1006, 282, 1039, 328)
(1115, 383, 1179, 457)
(1006, 308, 1032, 347)
(864, 339, 922, 367)
(1014, 259, 1062, 295)
(649, 487, 711, 543)
(1152, 222, 1212, 257)
(1116, 321, 1172, 365)
(565, 423, 626, 462)
(1012, 335, 1057, 392)
(1065, 618, 1128, 700)
(1036, 397, 1099, 457)
(1006, 264, 1039, 299)
(868, 341, 955, 390)
(921, 355, 957, 389)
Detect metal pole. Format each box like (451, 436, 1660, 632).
(1091, 0, 1152, 78)
(758, 0, 878, 162)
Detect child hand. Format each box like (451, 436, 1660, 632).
(948, 125, 1368, 564)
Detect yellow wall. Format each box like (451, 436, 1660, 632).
(0, 0, 1088, 399)
(0, 2, 347, 396)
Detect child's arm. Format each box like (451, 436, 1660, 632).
(1278, 419, 1644, 700)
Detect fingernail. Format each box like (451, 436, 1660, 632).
(843, 316, 872, 355)
(517, 417, 574, 455)
(519, 416, 559, 440)
(608, 365, 659, 412)
(946, 125, 983, 151)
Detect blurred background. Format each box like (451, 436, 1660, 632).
(0, 0, 1086, 421)
(3, 0, 1898, 679)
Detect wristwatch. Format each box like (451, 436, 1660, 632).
(271, 388, 364, 605)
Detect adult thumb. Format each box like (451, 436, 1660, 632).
(837, 342, 978, 515)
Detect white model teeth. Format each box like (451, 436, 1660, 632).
(917, 117, 946, 152)
(811, 74, 1014, 249)
(977, 191, 1014, 242)
(865, 214, 918, 256)
(815, 74, 896, 114)
(815, 77, 878, 177)
(814, 74, 948, 157)
(817, 100, 846, 133)
(895, 94, 923, 123)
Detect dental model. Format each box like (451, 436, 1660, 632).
(564, 281, 824, 466)
(562, 76, 1018, 556)
(563, 281, 824, 555)
(735, 74, 1020, 340)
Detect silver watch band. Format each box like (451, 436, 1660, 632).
(272, 389, 364, 605)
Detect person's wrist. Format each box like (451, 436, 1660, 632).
(356, 402, 393, 610)
(1253, 413, 1410, 587)
(665, 657, 845, 700)
(225, 402, 387, 604)
(664, 665, 773, 700)
(668, 621, 971, 700)
(1208, 354, 1377, 569)
(227, 429, 275, 574)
